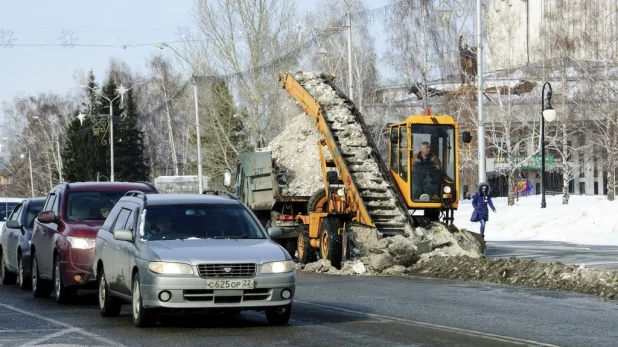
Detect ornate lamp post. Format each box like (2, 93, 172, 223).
(541, 82, 557, 208)
(80, 83, 141, 182)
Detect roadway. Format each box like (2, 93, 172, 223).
(1, 272, 617, 346)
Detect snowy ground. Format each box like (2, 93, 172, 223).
(454, 194, 618, 246)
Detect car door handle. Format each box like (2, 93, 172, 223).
(116, 246, 120, 251)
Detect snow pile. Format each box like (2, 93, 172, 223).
(410, 255, 618, 300)
(268, 113, 324, 197)
(300, 222, 484, 276)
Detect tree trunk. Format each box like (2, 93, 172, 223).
(608, 153, 615, 201)
(562, 180, 569, 204)
(507, 175, 515, 206)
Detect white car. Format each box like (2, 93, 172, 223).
(0, 198, 25, 233)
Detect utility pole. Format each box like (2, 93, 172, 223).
(476, 0, 486, 183)
(339, 0, 354, 101)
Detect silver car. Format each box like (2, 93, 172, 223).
(93, 192, 295, 327)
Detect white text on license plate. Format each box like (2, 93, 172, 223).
(206, 279, 254, 290)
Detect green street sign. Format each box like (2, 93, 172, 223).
(494, 155, 554, 170)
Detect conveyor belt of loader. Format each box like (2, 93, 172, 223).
(284, 72, 416, 236)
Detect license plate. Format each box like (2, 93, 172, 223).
(206, 279, 254, 290)
(276, 221, 296, 227)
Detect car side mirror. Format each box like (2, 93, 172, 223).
(6, 220, 21, 229)
(462, 131, 472, 143)
(267, 227, 282, 238)
(37, 211, 57, 224)
(113, 230, 134, 242)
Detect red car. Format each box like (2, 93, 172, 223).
(31, 182, 158, 303)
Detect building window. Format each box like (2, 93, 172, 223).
(580, 182, 586, 195)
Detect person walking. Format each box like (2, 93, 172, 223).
(471, 182, 497, 239)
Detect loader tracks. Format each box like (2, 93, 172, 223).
(293, 72, 416, 236)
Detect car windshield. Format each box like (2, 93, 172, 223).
(0, 202, 19, 221)
(26, 200, 45, 229)
(66, 191, 129, 221)
(140, 203, 266, 241)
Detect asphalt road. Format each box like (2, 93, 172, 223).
(486, 241, 618, 270)
(1, 272, 617, 346)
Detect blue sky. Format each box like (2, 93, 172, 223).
(0, 0, 388, 115)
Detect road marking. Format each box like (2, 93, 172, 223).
(19, 328, 81, 347)
(0, 304, 125, 347)
(296, 300, 559, 347)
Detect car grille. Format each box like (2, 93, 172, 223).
(197, 263, 256, 278)
(183, 288, 271, 302)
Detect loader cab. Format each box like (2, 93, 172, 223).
(388, 114, 460, 220)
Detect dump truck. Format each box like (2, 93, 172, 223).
(278, 72, 473, 268)
(154, 175, 210, 194)
(228, 150, 311, 255)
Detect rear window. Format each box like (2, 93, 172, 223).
(0, 202, 19, 221)
(66, 191, 132, 221)
(140, 203, 265, 241)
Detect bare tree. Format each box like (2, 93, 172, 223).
(302, 0, 380, 112)
(143, 55, 185, 176)
(1, 93, 76, 196)
(191, 0, 300, 146)
(539, 0, 618, 201)
(383, 0, 465, 109)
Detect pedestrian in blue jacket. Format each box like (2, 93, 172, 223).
(471, 182, 497, 238)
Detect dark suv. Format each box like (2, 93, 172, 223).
(31, 182, 158, 303)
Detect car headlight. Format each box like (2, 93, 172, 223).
(66, 236, 96, 249)
(443, 186, 452, 194)
(148, 262, 194, 275)
(261, 260, 295, 274)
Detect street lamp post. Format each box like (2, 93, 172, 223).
(80, 83, 140, 183)
(154, 43, 203, 194)
(17, 150, 34, 198)
(541, 82, 557, 208)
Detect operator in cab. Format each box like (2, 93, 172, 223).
(411, 141, 442, 200)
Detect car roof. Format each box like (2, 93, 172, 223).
(61, 182, 157, 192)
(26, 197, 47, 203)
(127, 194, 240, 207)
(0, 198, 27, 203)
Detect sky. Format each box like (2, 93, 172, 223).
(0, 0, 388, 121)
(455, 194, 618, 246)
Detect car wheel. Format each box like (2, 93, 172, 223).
(18, 254, 31, 290)
(32, 253, 53, 298)
(265, 304, 292, 326)
(1, 249, 17, 285)
(132, 272, 154, 327)
(319, 217, 343, 269)
(98, 268, 122, 317)
(54, 256, 75, 304)
(296, 226, 316, 264)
